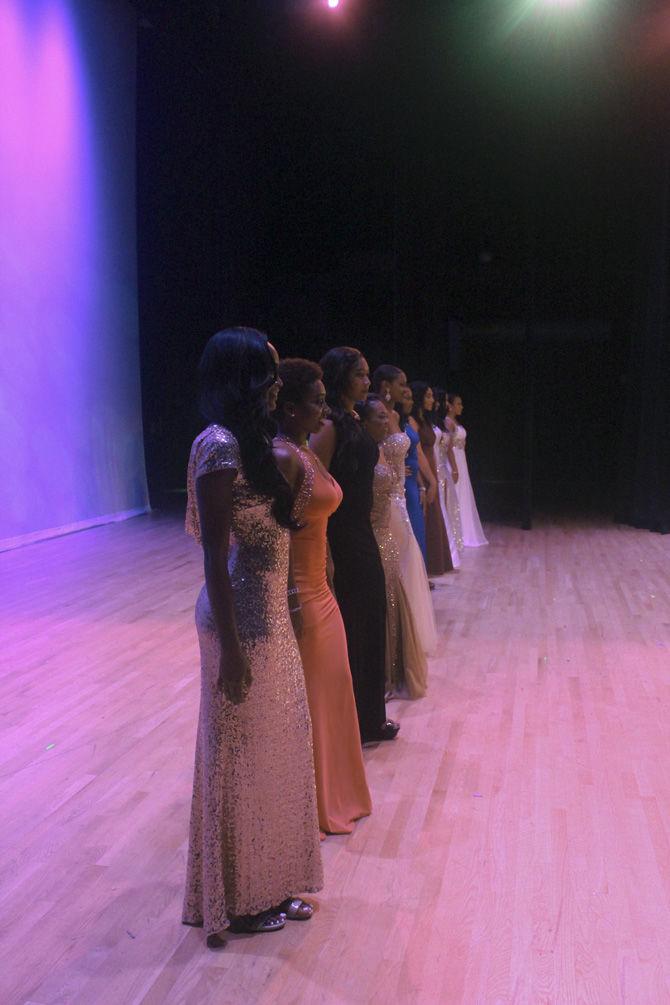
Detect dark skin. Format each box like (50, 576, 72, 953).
(445, 396, 463, 482)
(377, 370, 407, 435)
(196, 347, 315, 938)
(310, 355, 370, 470)
(405, 388, 438, 508)
(361, 397, 390, 447)
(195, 342, 282, 705)
(273, 378, 329, 639)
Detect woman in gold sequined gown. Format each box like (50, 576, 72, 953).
(372, 367, 437, 657)
(182, 329, 322, 946)
(274, 358, 372, 836)
(360, 396, 428, 699)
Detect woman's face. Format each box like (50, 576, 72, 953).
(266, 342, 282, 412)
(387, 370, 408, 404)
(346, 355, 371, 402)
(362, 399, 389, 443)
(402, 387, 413, 416)
(452, 396, 463, 417)
(423, 387, 435, 412)
(293, 380, 328, 436)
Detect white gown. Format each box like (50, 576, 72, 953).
(434, 424, 462, 569)
(452, 424, 488, 547)
(383, 431, 438, 656)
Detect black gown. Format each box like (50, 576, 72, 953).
(327, 415, 388, 742)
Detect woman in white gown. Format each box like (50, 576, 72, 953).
(447, 393, 488, 547)
(433, 412, 463, 569)
(372, 366, 437, 656)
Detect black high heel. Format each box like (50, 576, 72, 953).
(362, 719, 400, 744)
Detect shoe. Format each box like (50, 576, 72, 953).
(275, 897, 313, 921)
(362, 719, 400, 744)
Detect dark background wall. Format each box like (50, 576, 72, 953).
(133, 0, 670, 527)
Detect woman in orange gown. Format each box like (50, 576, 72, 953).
(274, 358, 372, 835)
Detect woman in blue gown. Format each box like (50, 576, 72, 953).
(399, 387, 427, 565)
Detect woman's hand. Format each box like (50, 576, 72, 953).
(405, 465, 412, 478)
(218, 648, 252, 705)
(451, 467, 459, 484)
(426, 482, 437, 506)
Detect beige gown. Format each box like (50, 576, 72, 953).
(182, 425, 323, 935)
(383, 431, 438, 656)
(370, 459, 428, 699)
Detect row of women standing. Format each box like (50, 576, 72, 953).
(181, 328, 487, 947)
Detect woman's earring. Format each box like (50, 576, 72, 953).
(385, 391, 391, 402)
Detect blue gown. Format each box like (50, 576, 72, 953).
(404, 423, 427, 565)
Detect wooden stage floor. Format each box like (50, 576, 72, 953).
(2, 514, 670, 1004)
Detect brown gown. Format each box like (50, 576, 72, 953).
(370, 459, 428, 699)
(287, 440, 372, 834)
(417, 419, 453, 576)
(182, 425, 323, 935)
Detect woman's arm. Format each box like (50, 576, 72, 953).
(417, 443, 437, 505)
(273, 442, 305, 638)
(309, 418, 337, 470)
(447, 444, 459, 483)
(196, 469, 250, 704)
(445, 418, 459, 483)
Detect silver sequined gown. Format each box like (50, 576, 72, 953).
(182, 425, 323, 935)
(383, 432, 437, 656)
(371, 459, 427, 699)
(434, 424, 462, 568)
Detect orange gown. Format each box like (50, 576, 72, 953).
(287, 440, 372, 835)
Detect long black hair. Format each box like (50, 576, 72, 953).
(395, 387, 412, 431)
(432, 386, 447, 430)
(409, 380, 432, 425)
(320, 346, 363, 413)
(320, 346, 366, 472)
(355, 392, 383, 422)
(198, 327, 297, 529)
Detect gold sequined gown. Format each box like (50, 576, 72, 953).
(434, 424, 462, 568)
(371, 458, 428, 699)
(182, 425, 323, 935)
(384, 431, 437, 657)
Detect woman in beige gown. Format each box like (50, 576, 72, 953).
(274, 358, 372, 835)
(371, 366, 438, 656)
(182, 329, 322, 947)
(359, 396, 428, 699)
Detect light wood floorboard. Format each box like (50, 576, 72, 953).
(1, 514, 670, 1004)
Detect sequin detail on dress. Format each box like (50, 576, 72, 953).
(182, 425, 323, 935)
(383, 432, 437, 656)
(371, 458, 428, 699)
(434, 424, 462, 568)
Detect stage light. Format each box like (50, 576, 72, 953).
(327, 0, 340, 9)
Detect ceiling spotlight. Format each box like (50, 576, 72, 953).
(327, 0, 340, 8)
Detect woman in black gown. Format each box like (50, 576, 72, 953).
(310, 347, 399, 744)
